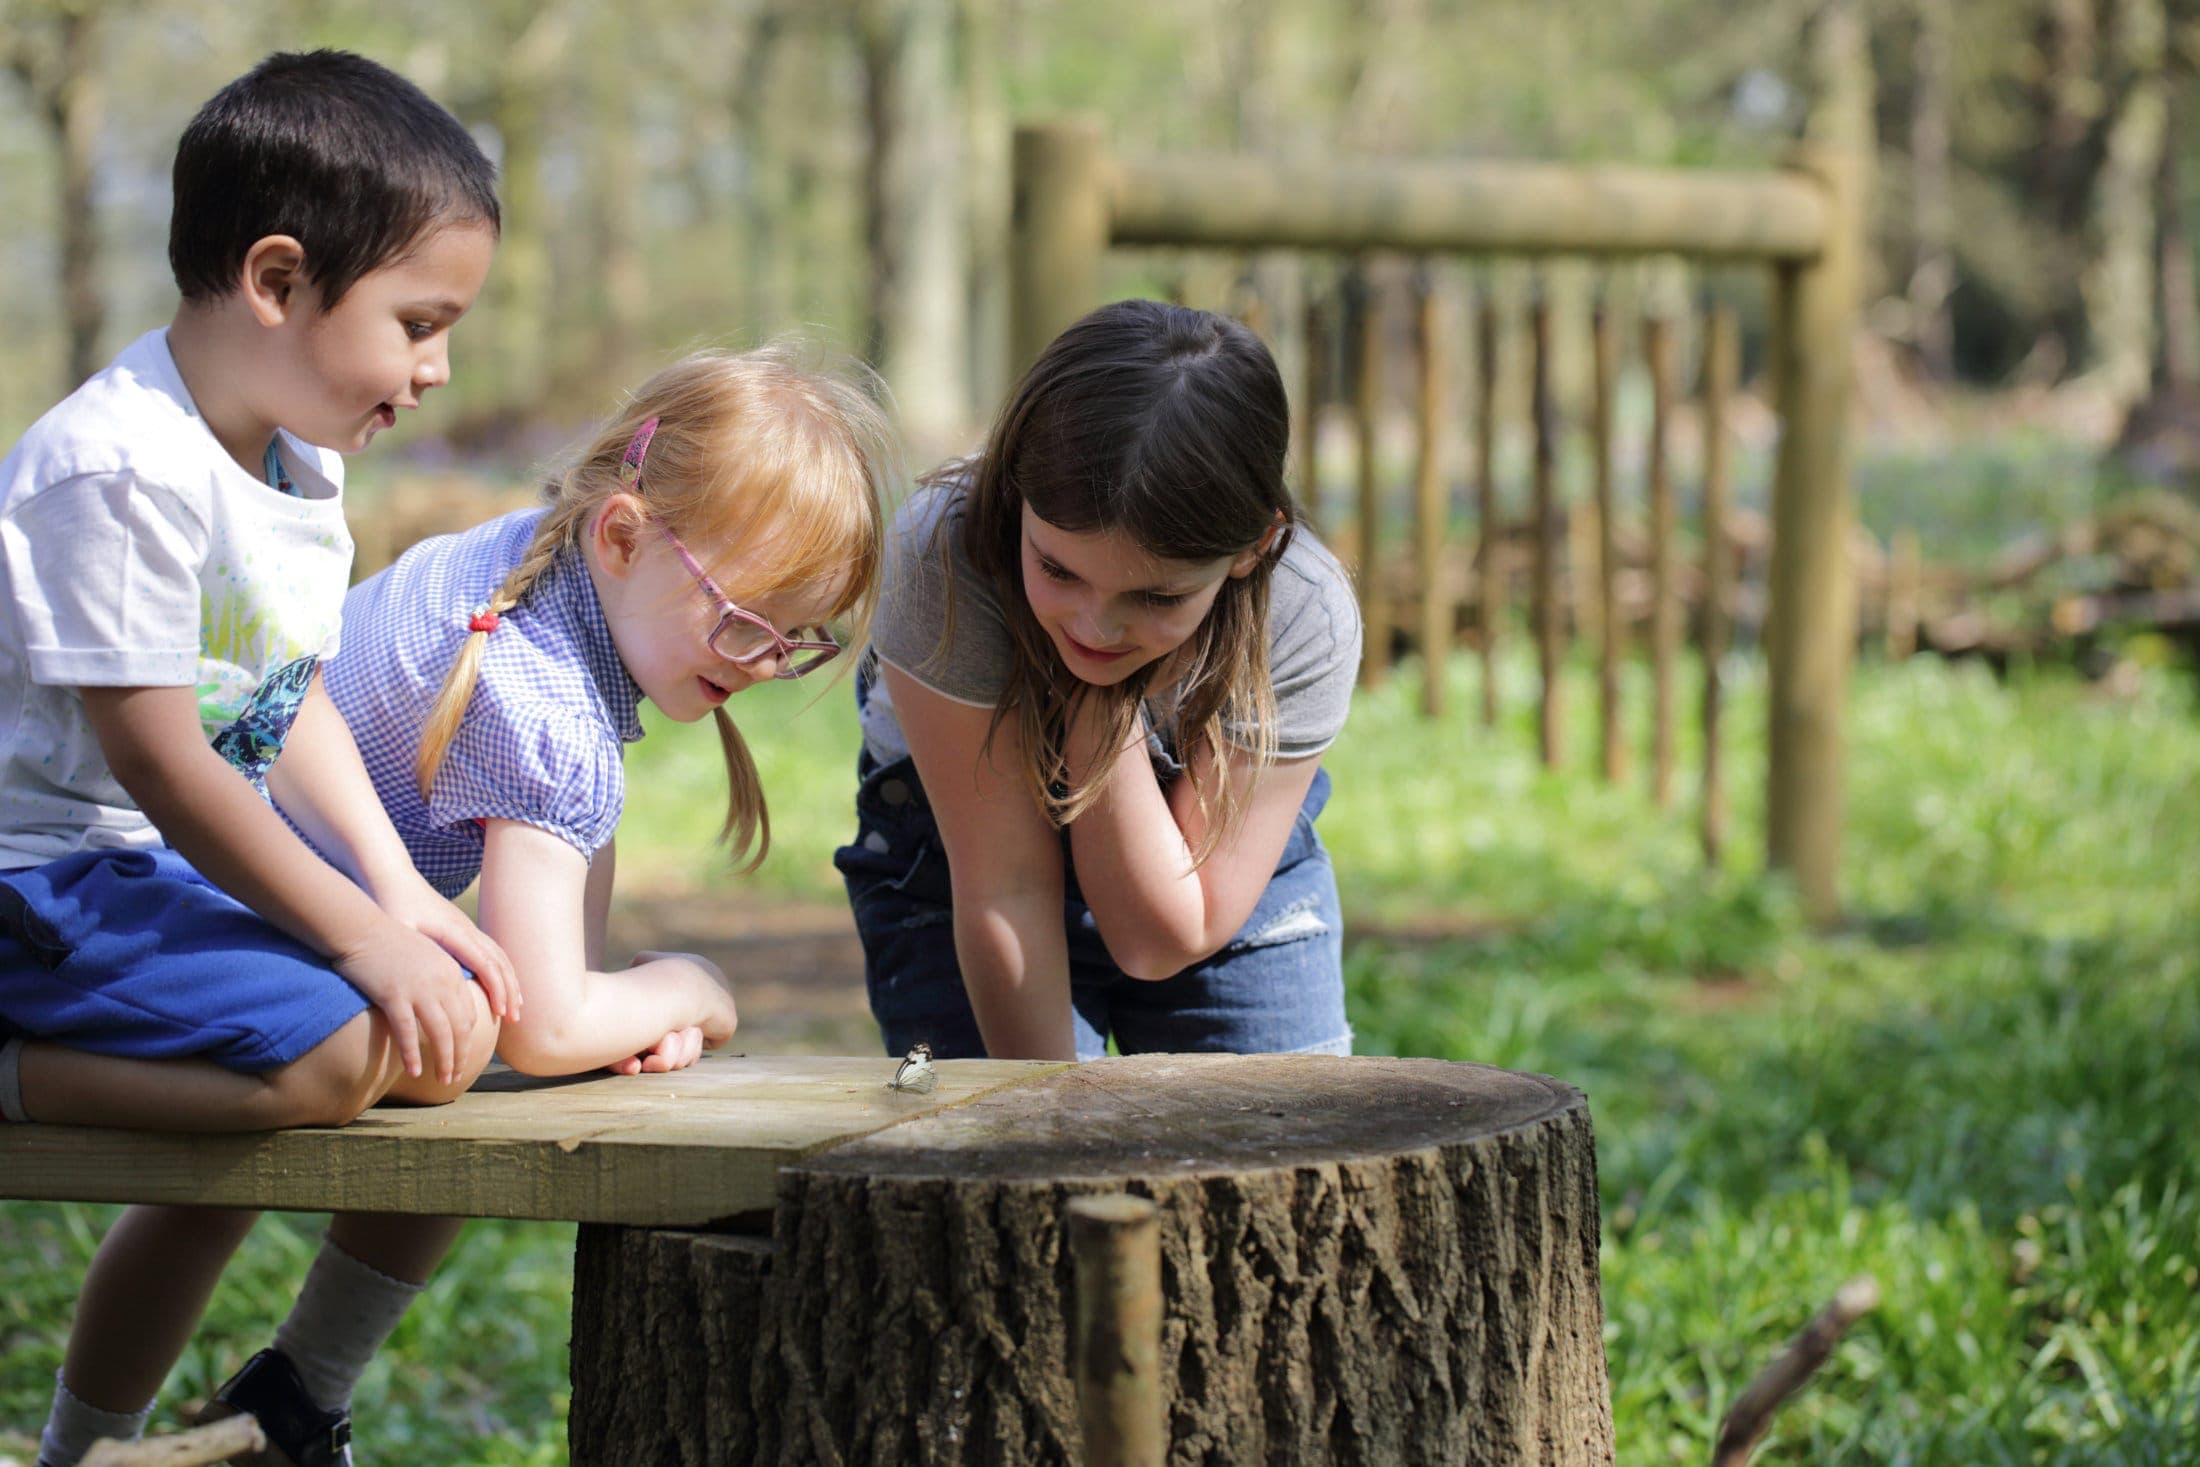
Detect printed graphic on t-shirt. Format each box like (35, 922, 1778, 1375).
(209, 655, 317, 789)
(195, 537, 343, 740)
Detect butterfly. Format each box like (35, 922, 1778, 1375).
(887, 1042, 938, 1094)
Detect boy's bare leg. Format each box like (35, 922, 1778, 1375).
(51, 1203, 260, 1418)
(13, 981, 495, 1131)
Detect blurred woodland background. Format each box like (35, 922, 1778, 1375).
(4, 3, 2200, 1462)
(6, 0, 2200, 474)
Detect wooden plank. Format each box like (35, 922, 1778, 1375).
(1591, 302, 1625, 784)
(1354, 263, 1389, 688)
(1414, 269, 1451, 717)
(1646, 312, 1678, 807)
(1531, 293, 1563, 768)
(1474, 292, 1501, 727)
(0, 1056, 1066, 1227)
(1702, 303, 1738, 866)
(1107, 156, 1830, 262)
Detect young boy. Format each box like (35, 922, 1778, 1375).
(0, 51, 521, 1467)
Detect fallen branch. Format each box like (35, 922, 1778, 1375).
(80, 1414, 264, 1467)
(1711, 1275, 1880, 1467)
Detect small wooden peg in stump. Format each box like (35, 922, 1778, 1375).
(1068, 1194, 1163, 1467)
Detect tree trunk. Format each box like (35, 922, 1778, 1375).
(8, 5, 107, 393)
(2031, 0, 2099, 378)
(2084, 0, 2168, 413)
(860, 0, 970, 461)
(1908, 0, 1955, 380)
(2155, 79, 2199, 392)
(569, 1054, 1614, 1466)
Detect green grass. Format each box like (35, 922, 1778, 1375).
(5, 651, 2196, 1461)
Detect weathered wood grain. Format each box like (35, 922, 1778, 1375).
(0, 1056, 1065, 1225)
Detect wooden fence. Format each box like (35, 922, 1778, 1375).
(1008, 122, 1862, 922)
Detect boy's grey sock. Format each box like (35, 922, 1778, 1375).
(38, 1370, 155, 1467)
(270, 1234, 426, 1411)
(1, 1036, 28, 1122)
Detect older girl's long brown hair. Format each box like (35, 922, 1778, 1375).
(932, 299, 1294, 861)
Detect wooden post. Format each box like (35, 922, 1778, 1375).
(1010, 120, 1110, 381)
(1069, 1194, 1165, 1467)
(1766, 145, 1862, 924)
(1531, 293, 1563, 767)
(1701, 304, 1739, 866)
(1645, 313, 1678, 808)
(1415, 270, 1451, 716)
(1591, 303, 1624, 783)
(1297, 285, 1327, 535)
(1474, 292, 1502, 728)
(1355, 265, 1390, 688)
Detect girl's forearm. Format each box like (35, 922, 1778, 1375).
(1066, 728, 1216, 979)
(494, 958, 722, 1075)
(953, 894, 1078, 1060)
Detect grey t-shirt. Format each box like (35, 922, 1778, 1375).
(862, 483, 1362, 767)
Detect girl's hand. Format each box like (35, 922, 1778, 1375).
(606, 1025, 706, 1076)
(629, 950, 738, 1047)
(376, 877, 523, 1024)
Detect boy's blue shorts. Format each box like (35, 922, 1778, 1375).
(0, 846, 371, 1073)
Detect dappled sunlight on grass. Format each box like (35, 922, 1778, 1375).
(1343, 651, 2200, 1462)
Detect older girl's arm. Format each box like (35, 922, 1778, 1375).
(1064, 697, 1321, 980)
(883, 663, 1077, 1060)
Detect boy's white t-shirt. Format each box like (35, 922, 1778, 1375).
(0, 328, 353, 870)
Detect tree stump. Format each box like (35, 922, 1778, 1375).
(570, 1053, 1614, 1466)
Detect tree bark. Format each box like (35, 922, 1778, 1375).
(7, 3, 107, 393)
(2084, 0, 2168, 413)
(570, 1054, 1614, 1466)
(1908, 0, 1955, 380)
(860, 0, 970, 461)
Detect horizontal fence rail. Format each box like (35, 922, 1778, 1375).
(1106, 158, 1833, 262)
(1009, 120, 1859, 922)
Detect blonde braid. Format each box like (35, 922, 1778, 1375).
(413, 502, 591, 800)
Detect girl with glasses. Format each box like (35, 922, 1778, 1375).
(837, 300, 1361, 1062)
(325, 346, 891, 1075)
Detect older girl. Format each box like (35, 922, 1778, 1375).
(837, 300, 1360, 1062)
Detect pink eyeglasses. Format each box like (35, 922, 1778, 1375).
(624, 416, 842, 680)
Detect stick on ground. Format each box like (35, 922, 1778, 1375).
(80, 1414, 264, 1467)
(1712, 1275, 1880, 1467)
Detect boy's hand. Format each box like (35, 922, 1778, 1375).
(332, 921, 485, 1085)
(606, 1025, 706, 1076)
(374, 877, 523, 1024)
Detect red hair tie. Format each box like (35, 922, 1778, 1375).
(467, 604, 500, 634)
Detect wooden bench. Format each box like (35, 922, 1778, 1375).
(2, 1052, 1617, 1465)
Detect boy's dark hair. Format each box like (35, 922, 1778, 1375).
(169, 50, 500, 308)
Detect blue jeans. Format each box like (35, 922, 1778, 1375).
(834, 740, 1351, 1062)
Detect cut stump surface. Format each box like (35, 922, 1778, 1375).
(572, 1052, 1614, 1466)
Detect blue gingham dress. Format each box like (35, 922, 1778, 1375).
(325, 507, 645, 897)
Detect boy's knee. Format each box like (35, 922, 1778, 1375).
(379, 987, 499, 1107)
(257, 1013, 390, 1128)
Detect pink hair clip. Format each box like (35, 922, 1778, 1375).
(619, 416, 661, 490)
(467, 603, 500, 634)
